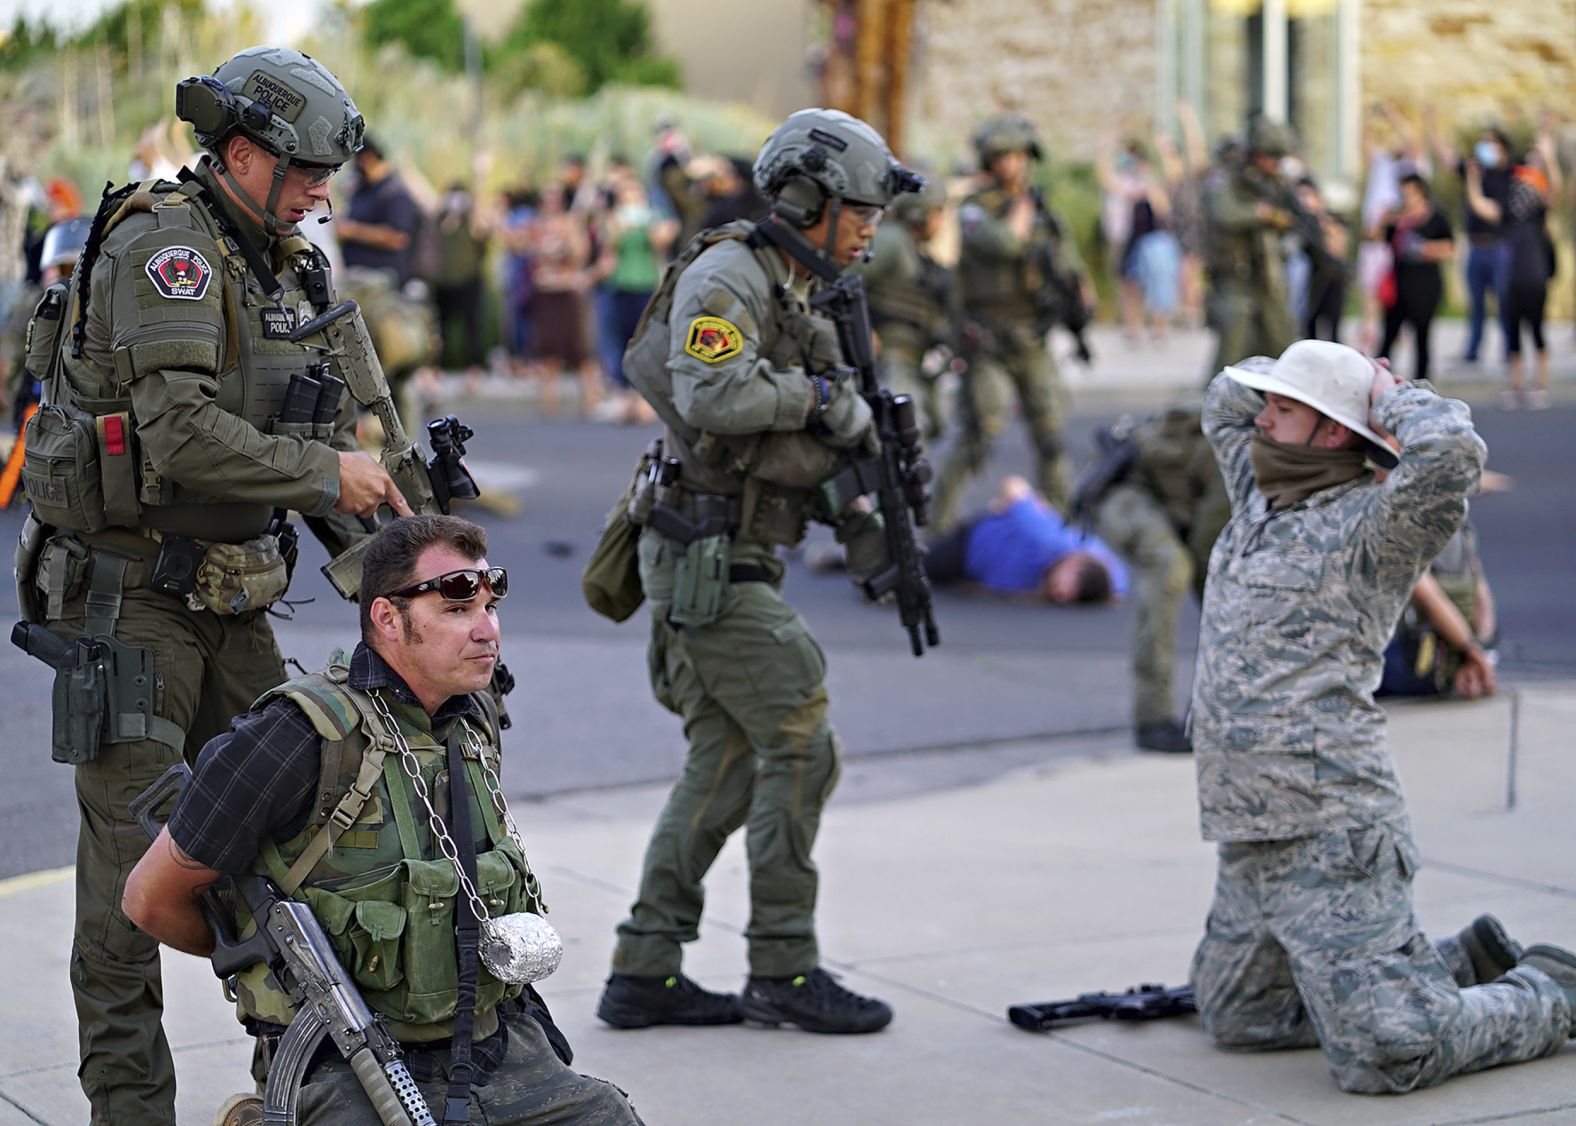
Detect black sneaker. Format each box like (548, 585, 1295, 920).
(741, 968, 893, 1034)
(595, 973, 744, 1029)
(1136, 718, 1191, 754)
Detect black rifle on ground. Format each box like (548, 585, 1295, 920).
(1008, 983, 1196, 1031)
(751, 215, 940, 657)
(129, 763, 436, 1126)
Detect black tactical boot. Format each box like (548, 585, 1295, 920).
(595, 973, 744, 1029)
(1437, 913, 1525, 987)
(741, 968, 893, 1034)
(1517, 945, 1576, 1037)
(1135, 718, 1191, 754)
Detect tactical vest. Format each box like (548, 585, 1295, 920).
(956, 186, 1061, 322)
(1204, 171, 1271, 285)
(1131, 407, 1214, 533)
(23, 175, 333, 543)
(232, 663, 540, 1043)
(623, 222, 847, 545)
(863, 224, 949, 345)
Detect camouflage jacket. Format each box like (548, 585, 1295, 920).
(1191, 374, 1486, 841)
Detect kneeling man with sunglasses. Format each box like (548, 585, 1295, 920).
(125, 515, 644, 1125)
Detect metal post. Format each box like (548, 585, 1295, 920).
(1263, 0, 1289, 123)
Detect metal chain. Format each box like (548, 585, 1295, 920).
(464, 726, 549, 914)
(368, 690, 493, 925)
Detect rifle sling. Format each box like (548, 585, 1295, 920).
(444, 729, 481, 1124)
(747, 215, 843, 287)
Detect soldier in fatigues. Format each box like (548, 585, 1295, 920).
(595, 108, 917, 1035)
(1204, 117, 1300, 377)
(1080, 398, 1228, 752)
(849, 175, 955, 439)
(932, 115, 1090, 529)
(1191, 339, 1575, 1093)
(16, 48, 409, 1124)
(125, 516, 642, 1125)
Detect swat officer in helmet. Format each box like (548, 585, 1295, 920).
(16, 45, 409, 1124)
(848, 173, 956, 440)
(1203, 114, 1302, 377)
(931, 114, 1092, 531)
(595, 108, 916, 1035)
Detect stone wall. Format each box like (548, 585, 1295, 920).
(1361, 0, 1576, 131)
(907, 0, 1161, 164)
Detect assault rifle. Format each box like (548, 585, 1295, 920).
(1008, 983, 1196, 1032)
(288, 300, 479, 600)
(1241, 167, 1341, 280)
(130, 763, 436, 1126)
(1028, 189, 1095, 366)
(753, 215, 940, 657)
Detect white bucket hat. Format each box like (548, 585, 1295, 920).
(1224, 340, 1400, 469)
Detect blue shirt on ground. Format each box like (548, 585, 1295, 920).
(963, 496, 1129, 597)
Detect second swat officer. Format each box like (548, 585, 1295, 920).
(595, 108, 918, 1035)
(932, 114, 1091, 530)
(1203, 115, 1301, 376)
(849, 174, 956, 440)
(16, 46, 408, 1124)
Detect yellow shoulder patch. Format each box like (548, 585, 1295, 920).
(684, 316, 744, 364)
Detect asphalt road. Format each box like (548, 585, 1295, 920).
(0, 385, 1570, 880)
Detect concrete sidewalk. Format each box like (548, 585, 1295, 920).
(1, 686, 1572, 1125)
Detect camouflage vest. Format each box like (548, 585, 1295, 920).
(1131, 407, 1215, 533)
(863, 224, 948, 344)
(24, 175, 331, 541)
(232, 662, 541, 1043)
(956, 185, 1059, 322)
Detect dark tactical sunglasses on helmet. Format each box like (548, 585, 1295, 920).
(389, 567, 508, 603)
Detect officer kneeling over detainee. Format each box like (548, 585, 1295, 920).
(125, 516, 643, 1125)
(1189, 339, 1574, 1093)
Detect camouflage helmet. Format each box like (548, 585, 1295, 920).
(1245, 115, 1295, 158)
(177, 46, 365, 166)
(973, 115, 1043, 167)
(40, 217, 91, 271)
(753, 108, 922, 227)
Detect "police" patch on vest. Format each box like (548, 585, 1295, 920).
(260, 306, 297, 338)
(684, 316, 743, 364)
(145, 247, 213, 301)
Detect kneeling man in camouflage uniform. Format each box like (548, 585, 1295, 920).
(1190, 339, 1574, 1092)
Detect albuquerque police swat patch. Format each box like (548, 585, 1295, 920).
(145, 247, 213, 301)
(684, 316, 743, 363)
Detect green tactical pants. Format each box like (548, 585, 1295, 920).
(1093, 484, 1193, 727)
(612, 531, 842, 978)
(44, 545, 288, 1126)
(1192, 820, 1573, 1094)
(877, 327, 945, 441)
(298, 1012, 643, 1124)
(1208, 284, 1297, 382)
(933, 320, 1068, 531)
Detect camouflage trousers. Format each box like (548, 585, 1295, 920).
(298, 1012, 643, 1124)
(43, 549, 289, 1125)
(612, 532, 842, 978)
(1208, 284, 1297, 381)
(933, 321, 1068, 531)
(1191, 818, 1573, 1093)
(1094, 484, 1193, 726)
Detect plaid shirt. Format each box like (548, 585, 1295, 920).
(168, 642, 486, 875)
